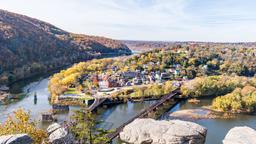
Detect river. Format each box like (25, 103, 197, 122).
(1, 77, 256, 144)
(164, 99, 256, 144)
(0, 77, 80, 129)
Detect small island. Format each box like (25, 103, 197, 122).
(181, 75, 256, 113)
(212, 85, 256, 113)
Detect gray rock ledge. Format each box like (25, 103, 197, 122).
(120, 118, 207, 144)
(0, 134, 33, 144)
(47, 123, 75, 144)
(223, 126, 256, 144)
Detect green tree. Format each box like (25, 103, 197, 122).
(71, 109, 110, 144)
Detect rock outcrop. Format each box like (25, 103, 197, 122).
(169, 109, 218, 120)
(0, 134, 33, 144)
(47, 123, 75, 144)
(120, 118, 207, 144)
(0, 91, 11, 104)
(223, 126, 256, 144)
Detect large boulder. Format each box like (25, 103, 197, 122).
(120, 118, 207, 144)
(0, 134, 33, 144)
(223, 126, 256, 144)
(47, 123, 74, 144)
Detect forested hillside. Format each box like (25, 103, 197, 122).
(0, 9, 131, 85)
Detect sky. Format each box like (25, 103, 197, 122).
(0, 0, 256, 42)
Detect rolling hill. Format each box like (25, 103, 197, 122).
(0, 9, 131, 85)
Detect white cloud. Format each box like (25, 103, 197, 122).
(0, 0, 255, 42)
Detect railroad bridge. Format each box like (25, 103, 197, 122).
(106, 88, 181, 141)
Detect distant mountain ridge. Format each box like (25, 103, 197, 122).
(122, 40, 256, 52)
(0, 9, 131, 85)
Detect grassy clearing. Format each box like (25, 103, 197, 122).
(81, 94, 94, 100)
(64, 88, 80, 95)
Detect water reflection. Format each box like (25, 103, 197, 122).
(98, 101, 156, 130)
(164, 99, 256, 144)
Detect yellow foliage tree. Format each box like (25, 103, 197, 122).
(0, 109, 47, 144)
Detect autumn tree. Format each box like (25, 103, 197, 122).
(0, 109, 47, 143)
(212, 85, 256, 113)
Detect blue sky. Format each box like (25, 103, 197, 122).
(0, 0, 256, 42)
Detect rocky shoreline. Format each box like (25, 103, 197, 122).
(168, 108, 240, 121)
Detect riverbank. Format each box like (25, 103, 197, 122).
(203, 105, 256, 116)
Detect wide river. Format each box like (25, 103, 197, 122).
(1, 77, 256, 144)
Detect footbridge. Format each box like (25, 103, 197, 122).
(87, 97, 107, 112)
